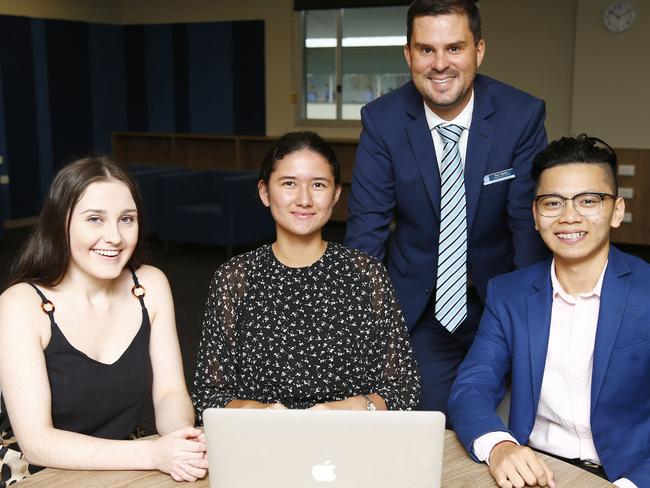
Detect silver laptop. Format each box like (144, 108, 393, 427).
(203, 409, 445, 488)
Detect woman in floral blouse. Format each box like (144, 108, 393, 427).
(192, 131, 419, 421)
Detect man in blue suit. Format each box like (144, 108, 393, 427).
(344, 0, 549, 413)
(449, 135, 648, 488)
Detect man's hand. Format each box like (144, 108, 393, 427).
(488, 441, 556, 488)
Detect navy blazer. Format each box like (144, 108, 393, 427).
(345, 75, 549, 330)
(449, 246, 650, 486)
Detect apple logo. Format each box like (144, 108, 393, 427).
(311, 459, 337, 482)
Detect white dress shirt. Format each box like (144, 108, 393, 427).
(472, 260, 637, 488)
(424, 91, 474, 171)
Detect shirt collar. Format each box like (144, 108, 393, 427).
(424, 89, 474, 131)
(550, 259, 607, 302)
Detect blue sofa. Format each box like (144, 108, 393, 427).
(155, 170, 275, 255)
(125, 164, 187, 237)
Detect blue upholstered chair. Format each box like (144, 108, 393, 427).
(155, 170, 275, 255)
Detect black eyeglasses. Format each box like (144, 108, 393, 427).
(534, 192, 617, 217)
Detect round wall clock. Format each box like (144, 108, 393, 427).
(603, 1, 636, 32)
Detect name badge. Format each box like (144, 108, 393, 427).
(483, 168, 515, 186)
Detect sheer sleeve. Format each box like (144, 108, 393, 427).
(362, 258, 420, 410)
(191, 257, 247, 424)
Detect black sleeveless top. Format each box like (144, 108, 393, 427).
(0, 269, 153, 449)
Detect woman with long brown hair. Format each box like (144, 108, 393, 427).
(0, 156, 207, 486)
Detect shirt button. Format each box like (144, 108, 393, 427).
(425, 289, 430, 295)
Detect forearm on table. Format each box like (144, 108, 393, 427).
(20, 428, 159, 470)
(153, 389, 195, 434)
(225, 399, 270, 408)
(473, 432, 519, 463)
(314, 394, 387, 411)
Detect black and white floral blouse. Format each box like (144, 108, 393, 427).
(192, 242, 420, 422)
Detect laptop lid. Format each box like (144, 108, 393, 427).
(203, 409, 445, 488)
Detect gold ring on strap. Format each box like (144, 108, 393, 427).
(131, 285, 146, 298)
(40, 300, 55, 314)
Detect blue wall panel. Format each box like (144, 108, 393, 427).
(45, 19, 94, 170)
(0, 15, 41, 218)
(145, 25, 175, 134)
(0, 65, 5, 161)
(0, 15, 266, 217)
(0, 63, 10, 222)
(89, 23, 127, 155)
(188, 22, 233, 134)
(31, 19, 54, 200)
(124, 25, 148, 132)
(232, 21, 265, 135)
(172, 24, 190, 133)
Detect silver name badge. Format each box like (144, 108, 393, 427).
(483, 168, 515, 185)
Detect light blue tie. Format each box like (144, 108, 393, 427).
(434, 124, 467, 333)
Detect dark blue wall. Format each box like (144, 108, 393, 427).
(145, 25, 175, 133)
(188, 23, 234, 134)
(46, 19, 94, 171)
(0, 16, 265, 219)
(232, 21, 266, 135)
(31, 19, 55, 199)
(89, 23, 127, 154)
(0, 15, 41, 218)
(124, 25, 149, 132)
(0, 61, 9, 223)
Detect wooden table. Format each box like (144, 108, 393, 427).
(18, 431, 613, 487)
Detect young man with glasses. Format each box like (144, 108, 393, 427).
(448, 135, 649, 488)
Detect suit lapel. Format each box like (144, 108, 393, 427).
(405, 89, 441, 218)
(465, 83, 495, 234)
(591, 248, 630, 412)
(526, 264, 553, 410)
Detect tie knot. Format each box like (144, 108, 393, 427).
(436, 124, 463, 144)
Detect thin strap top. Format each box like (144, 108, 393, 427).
(0, 268, 153, 448)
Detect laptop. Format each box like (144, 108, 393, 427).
(203, 409, 445, 488)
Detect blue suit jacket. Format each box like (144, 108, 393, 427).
(344, 75, 549, 330)
(449, 246, 650, 486)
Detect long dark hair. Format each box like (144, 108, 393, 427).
(7, 156, 146, 288)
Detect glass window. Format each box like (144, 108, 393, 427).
(300, 6, 410, 122)
(341, 6, 409, 120)
(304, 9, 337, 120)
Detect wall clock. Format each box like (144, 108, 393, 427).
(603, 1, 636, 32)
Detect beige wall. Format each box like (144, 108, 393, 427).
(0, 0, 120, 23)
(0, 0, 648, 148)
(572, 0, 650, 148)
(479, 0, 576, 142)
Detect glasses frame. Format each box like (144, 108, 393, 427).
(534, 191, 617, 217)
